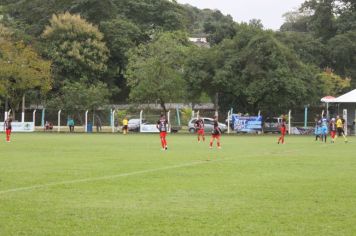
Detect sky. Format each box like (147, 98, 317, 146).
(177, 0, 306, 30)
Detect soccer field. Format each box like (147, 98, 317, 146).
(0, 133, 355, 235)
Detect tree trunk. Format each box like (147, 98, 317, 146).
(160, 100, 167, 116)
(214, 92, 219, 112)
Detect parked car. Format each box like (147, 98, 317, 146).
(188, 118, 227, 134)
(128, 119, 146, 132)
(263, 117, 288, 133)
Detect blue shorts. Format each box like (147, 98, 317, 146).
(321, 126, 328, 135)
(315, 127, 321, 135)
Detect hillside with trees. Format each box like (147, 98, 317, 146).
(0, 0, 354, 116)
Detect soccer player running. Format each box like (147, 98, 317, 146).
(278, 117, 287, 144)
(157, 114, 168, 150)
(4, 116, 13, 142)
(194, 115, 205, 142)
(209, 116, 222, 149)
(329, 118, 337, 143)
(336, 115, 348, 143)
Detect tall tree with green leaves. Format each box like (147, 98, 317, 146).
(113, 0, 187, 31)
(42, 12, 109, 86)
(327, 31, 356, 83)
(280, 10, 310, 32)
(46, 81, 111, 112)
(301, 0, 337, 41)
(126, 31, 190, 113)
(316, 69, 351, 96)
(0, 24, 52, 117)
(100, 18, 143, 76)
(211, 27, 320, 113)
(203, 10, 236, 45)
(184, 46, 216, 104)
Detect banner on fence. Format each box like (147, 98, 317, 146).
(232, 115, 263, 133)
(140, 124, 171, 133)
(140, 124, 159, 133)
(0, 122, 35, 132)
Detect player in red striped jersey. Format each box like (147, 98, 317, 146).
(278, 117, 287, 144)
(4, 117, 13, 142)
(329, 118, 336, 143)
(157, 114, 168, 150)
(194, 116, 205, 143)
(209, 116, 222, 149)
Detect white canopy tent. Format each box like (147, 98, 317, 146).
(321, 89, 356, 135)
(331, 89, 356, 103)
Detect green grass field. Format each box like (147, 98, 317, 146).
(0, 133, 355, 235)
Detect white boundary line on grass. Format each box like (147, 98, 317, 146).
(0, 161, 212, 195)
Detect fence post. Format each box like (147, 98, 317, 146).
(168, 110, 171, 132)
(4, 99, 8, 121)
(326, 103, 329, 118)
(33, 110, 37, 130)
(58, 110, 62, 133)
(85, 110, 89, 133)
(227, 110, 231, 134)
(343, 109, 348, 136)
(112, 110, 116, 133)
(139, 110, 143, 133)
(41, 108, 45, 128)
(21, 95, 25, 123)
(21, 112, 25, 123)
(6, 109, 11, 121)
(109, 109, 113, 127)
(288, 110, 292, 135)
(5, 111, 9, 121)
(304, 105, 308, 128)
(176, 108, 181, 126)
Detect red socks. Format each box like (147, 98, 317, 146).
(161, 138, 167, 148)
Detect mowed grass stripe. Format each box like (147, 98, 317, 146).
(0, 160, 212, 195)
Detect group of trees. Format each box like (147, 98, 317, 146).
(0, 0, 354, 117)
(280, 0, 356, 86)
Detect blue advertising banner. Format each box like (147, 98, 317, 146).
(232, 115, 263, 133)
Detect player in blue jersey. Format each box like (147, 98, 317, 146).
(320, 115, 328, 143)
(314, 116, 321, 141)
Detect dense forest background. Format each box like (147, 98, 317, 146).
(0, 0, 355, 115)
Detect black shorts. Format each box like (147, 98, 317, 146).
(123, 125, 128, 130)
(337, 127, 344, 136)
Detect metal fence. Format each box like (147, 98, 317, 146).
(1, 105, 355, 135)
